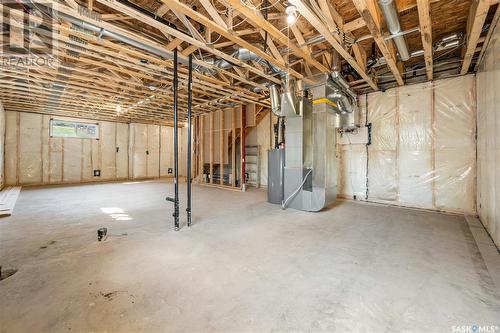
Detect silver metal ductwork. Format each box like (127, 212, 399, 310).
(269, 84, 281, 115)
(214, 48, 287, 77)
(378, 0, 410, 61)
(267, 72, 359, 212)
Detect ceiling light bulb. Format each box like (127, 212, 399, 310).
(116, 105, 122, 113)
(285, 5, 297, 25)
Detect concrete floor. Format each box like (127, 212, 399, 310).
(0, 180, 499, 332)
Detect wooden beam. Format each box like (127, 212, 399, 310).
(219, 110, 224, 185)
(416, 0, 433, 80)
(209, 112, 214, 184)
(259, 31, 285, 65)
(475, 3, 500, 71)
(289, 0, 378, 90)
(351, 0, 404, 85)
(344, 17, 366, 32)
(352, 43, 367, 70)
(223, 0, 329, 74)
(155, 0, 303, 79)
(156, 4, 170, 17)
(198, 0, 228, 29)
(91, 0, 280, 84)
(231, 107, 236, 187)
(461, 0, 491, 74)
(181, 44, 198, 56)
(166, 38, 184, 51)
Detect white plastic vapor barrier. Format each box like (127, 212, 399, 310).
(4, 111, 183, 186)
(476, 20, 500, 247)
(340, 75, 476, 213)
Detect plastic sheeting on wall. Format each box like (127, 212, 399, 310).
(160, 126, 174, 177)
(340, 75, 476, 214)
(398, 82, 433, 206)
(19, 113, 43, 184)
(116, 123, 129, 179)
(434, 76, 476, 212)
(5, 112, 18, 185)
(4, 111, 183, 185)
(130, 123, 148, 179)
(476, 21, 500, 247)
(0, 102, 5, 189)
(63, 138, 82, 183)
(100, 121, 117, 180)
(147, 125, 160, 178)
(367, 89, 398, 201)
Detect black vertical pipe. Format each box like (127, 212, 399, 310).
(186, 54, 193, 227)
(173, 48, 179, 230)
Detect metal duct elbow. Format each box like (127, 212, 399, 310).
(214, 48, 287, 77)
(378, 0, 410, 61)
(328, 91, 353, 114)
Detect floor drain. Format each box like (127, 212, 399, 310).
(0, 266, 18, 281)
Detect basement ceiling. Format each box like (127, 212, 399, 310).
(0, 0, 498, 124)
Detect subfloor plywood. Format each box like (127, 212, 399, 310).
(0, 181, 498, 332)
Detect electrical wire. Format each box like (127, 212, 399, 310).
(231, 16, 249, 29)
(281, 168, 313, 209)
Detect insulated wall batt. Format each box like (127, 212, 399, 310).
(4, 111, 181, 185)
(160, 126, 174, 177)
(434, 76, 476, 212)
(100, 121, 117, 180)
(147, 125, 160, 178)
(477, 18, 500, 247)
(367, 90, 398, 201)
(340, 75, 476, 213)
(116, 123, 129, 179)
(398, 83, 433, 206)
(0, 102, 4, 189)
(130, 123, 148, 179)
(19, 113, 43, 184)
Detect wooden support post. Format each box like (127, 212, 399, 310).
(199, 115, 205, 182)
(231, 107, 236, 187)
(240, 105, 246, 191)
(219, 110, 224, 185)
(209, 112, 214, 184)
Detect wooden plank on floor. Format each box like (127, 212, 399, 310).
(0, 186, 22, 217)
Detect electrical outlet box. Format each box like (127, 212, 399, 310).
(339, 126, 370, 145)
(93, 170, 101, 177)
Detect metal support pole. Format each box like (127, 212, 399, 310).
(173, 48, 180, 230)
(186, 54, 193, 227)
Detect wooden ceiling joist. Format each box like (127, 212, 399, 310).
(416, 0, 433, 80)
(221, 0, 329, 74)
(351, 0, 405, 86)
(289, 0, 378, 90)
(461, 0, 492, 74)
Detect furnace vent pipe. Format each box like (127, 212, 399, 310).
(269, 84, 281, 116)
(378, 0, 411, 61)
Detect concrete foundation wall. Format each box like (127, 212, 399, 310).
(4, 111, 187, 186)
(477, 19, 500, 247)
